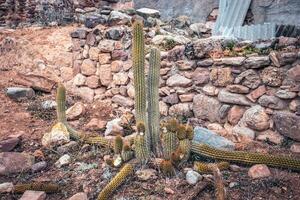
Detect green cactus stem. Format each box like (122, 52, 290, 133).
(114, 135, 123, 154)
(191, 142, 300, 170)
(134, 132, 150, 164)
(83, 136, 112, 149)
(161, 130, 178, 160)
(147, 48, 161, 156)
(194, 161, 230, 173)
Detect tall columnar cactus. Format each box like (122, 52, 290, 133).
(56, 83, 66, 123)
(147, 48, 161, 156)
(191, 143, 300, 170)
(97, 163, 134, 200)
(132, 20, 149, 149)
(134, 132, 150, 164)
(13, 182, 60, 194)
(114, 135, 123, 154)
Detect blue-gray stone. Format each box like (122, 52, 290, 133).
(193, 126, 235, 150)
(6, 87, 35, 101)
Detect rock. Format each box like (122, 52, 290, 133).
(74, 87, 95, 103)
(193, 38, 222, 59)
(99, 64, 113, 86)
(19, 190, 46, 200)
(176, 60, 195, 70)
(191, 68, 210, 85)
(226, 85, 249, 94)
(228, 106, 246, 125)
(6, 87, 35, 101)
(210, 67, 234, 87)
(169, 103, 192, 117)
(85, 118, 107, 130)
(159, 101, 169, 116)
(234, 69, 261, 89)
(112, 95, 134, 107)
(214, 57, 245, 66)
(152, 34, 191, 46)
(98, 53, 111, 64)
(190, 23, 210, 34)
(106, 27, 124, 40)
(163, 93, 179, 105)
(111, 60, 123, 72)
(84, 14, 106, 28)
(197, 59, 213, 67)
(55, 154, 71, 168)
(108, 11, 131, 25)
(88, 47, 100, 61)
(289, 100, 300, 112)
(229, 182, 239, 188)
(166, 74, 192, 87)
(275, 90, 297, 99)
(136, 168, 157, 181)
(105, 118, 123, 136)
(202, 84, 219, 96)
(66, 102, 85, 120)
(246, 85, 266, 102)
(0, 182, 14, 193)
(244, 56, 270, 68)
(248, 164, 271, 179)
(98, 39, 115, 53)
(193, 94, 221, 122)
(81, 59, 96, 76)
(218, 90, 253, 106)
(31, 161, 47, 173)
(42, 122, 70, 147)
(86, 32, 96, 46)
(113, 72, 129, 85)
(273, 111, 300, 141)
(261, 67, 283, 87)
(218, 104, 231, 119)
(68, 192, 88, 200)
(73, 74, 87, 86)
(179, 93, 195, 102)
(258, 95, 286, 110)
(0, 137, 19, 152)
(0, 152, 34, 175)
(171, 15, 191, 28)
(70, 29, 87, 39)
(186, 170, 202, 185)
(287, 65, 300, 81)
(232, 125, 256, 139)
(241, 105, 270, 131)
(278, 52, 298, 65)
(193, 127, 235, 150)
(257, 130, 284, 145)
(290, 143, 300, 153)
(111, 49, 128, 61)
(136, 8, 160, 18)
(41, 100, 57, 110)
(57, 141, 79, 154)
(60, 67, 73, 81)
(86, 75, 100, 89)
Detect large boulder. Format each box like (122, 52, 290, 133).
(0, 152, 34, 175)
(273, 111, 300, 141)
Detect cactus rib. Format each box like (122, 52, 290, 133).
(13, 183, 60, 194)
(191, 142, 300, 170)
(134, 132, 150, 163)
(97, 163, 133, 200)
(83, 136, 112, 148)
(147, 48, 161, 156)
(114, 136, 123, 154)
(161, 131, 178, 160)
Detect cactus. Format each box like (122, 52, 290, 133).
(211, 165, 226, 200)
(132, 20, 149, 150)
(114, 135, 123, 154)
(191, 142, 300, 170)
(185, 125, 194, 140)
(121, 144, 134, 162)
(147, 48, 161, 156)
(97, 163, 134, 200)
(160, 159, 175, 177)
(161, 130, 178, 160)
(13, 182, 60, 194)
(171, 148, 184, 166)
(176, 124, 187, 140)
(165, 118, 179, 133)
(194, 161, 230, 173)
(134, 132, 150, 163)
(83, 136, 112, 149)
(178, 138, 191, 162)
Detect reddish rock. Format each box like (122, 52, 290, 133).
(261, 67, 283, 87)
(98, 53, 111, 64)
(111, 50, 128, 61)
(179, 93, 195, 102)
(85, 75, 100, 89)
(191, 68, 210, 85)
(60, 67, 73, 81)
(111, 60, 123, 72)
(88, 47, 100, 61)
(68, 192, 88, 200)
(290, 143, 300, 153)
(248, 164, 271, 179)
(85, 118, 107, 130)
(210, 67, 234, 87)
(19, 191, 46, 200)
(226, 84, 249, 94)
(81, 59, 96, 76)
(256, 130, 284, 145)
(66, 102, 85, 120)
(0, 152, 34, 175)
(99, 64, 113, 86)
(0, 137, 19, 152)
(246, 85, 266, 102)
(287, 65, 300, 81)
(228, 106, 246, 125)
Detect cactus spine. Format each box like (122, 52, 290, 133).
(97, 163, 133, 200)
(191, 142, 300, 170)
(121, 144, 134, 162)
(134, 132, 150, 163)
(147, 48, 161, 156)
(161, 131, 178, 160)
(194, 161, 230, 173)
(114, 136, 123, 154)
(160, 159, 175, 177)
(178, 139, 191, 162)
(13, 183, 60, 194)
(132, 21, 150, 150)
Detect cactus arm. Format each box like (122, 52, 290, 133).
(83, 136, 112, 149)
(147, 48, 161, 156)
(194, 161, 230, 173)
(13, 183, 60, 194)
(97, 163, 134, 200)
(56, 83, 66, 123)
(134, 132, 150, 164)
(162, 131, 178, 160)
(191, 142, 300, 170)
(132, 21, 150, 150)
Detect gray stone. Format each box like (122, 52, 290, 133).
(84, 14, 106, 28)
(234, 69, 261, 89)
(136, 8, 160, 18)
(190, 23, 210, 34)
(258, 95, 287, 110)
(6, 87, 35, 101)
(197, 59, 213, 67)
(163, 93, 179, 105)
(31, 161, 47, 173)
(192, 38, 222, 59)
(55, 154, 71, 168)
(57, 141, 78, 154)
(214, 57, 245, 66)
(0, 137, 19, 152)
(169, 103, 192, 117)
(261, 67, 283, 87)
(41, 100, 57, 110)
(218, 90, 253, 106)
(193, 94, 221, 123)
(232, 125, 256, 139)
(0, 152, 34, 175)
(287, 65, 300, 82)
(219, 104, 231, 119)
(106, 27, 124, 40)
(166, 74, 192, 87)
(241, 105, 270, 131)
(201, 84, 219, 96)
(186, 170, 202, 185)
(0, 182, 14, 193)
(244, 56, 270, 68)
(193, 127, 235, 150)
(273, 111, 300, 141)
(275, 90, 297, 99)
(70, 29, 87, 39)
(98, 39, 115, 53)
(112, 95, 134, 107)
(108, 11, 131, 25)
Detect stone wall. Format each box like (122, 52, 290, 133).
(67, 15, 300, 143)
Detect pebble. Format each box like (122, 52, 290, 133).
(6, 87, 35, 101)
(19, 190, 46, 200)
(0, 182, 14, 193)
(31, 161, 47, 173)
(55, 154, 71, 168)
(186, 170, 202, 185)
(68, 192, 88, 200)
(248, 164, 271, 179)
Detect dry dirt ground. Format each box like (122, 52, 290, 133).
(1, 26, 300, 200)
